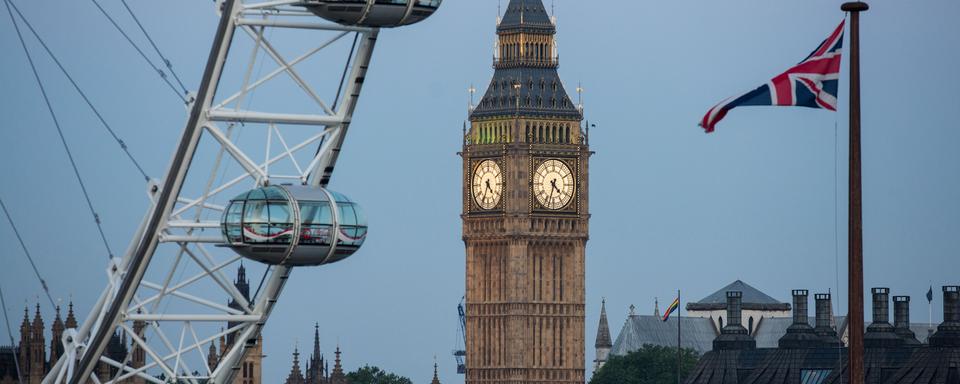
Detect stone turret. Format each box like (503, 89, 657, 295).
(49, 305, 64, 365)
(208, 341, 219, 372)
(131, 310, 147, 384)
(328, 345, 347, 384)
(430, 361, 442, 384)
(19, 306, 30, 381)
(65, 302, 77, 329)
(284, 347, 305, 384)
(29, 304, 45, 384)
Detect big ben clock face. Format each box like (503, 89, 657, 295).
(533, 159, 575, 210)
(472, 159, 503, 210)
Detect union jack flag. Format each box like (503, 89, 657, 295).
(700, 20, 846, 133)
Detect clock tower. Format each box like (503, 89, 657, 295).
(461, 1, 588, 383)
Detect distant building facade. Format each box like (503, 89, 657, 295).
(279, 326, 347, 384)
(682, 286, 960, 384)
(0, 303, 138, 384)
(599, 280, 935, 361)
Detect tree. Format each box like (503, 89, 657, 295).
(590, 345, 700, 384)
(346, 365, 413, 384)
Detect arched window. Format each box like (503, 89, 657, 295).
(538, 126, 544, 143)
(525, 124, 531, 142)
(748, 317, 755, 335)
(718, 316, 724, 330)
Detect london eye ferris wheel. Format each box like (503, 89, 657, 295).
(34, 1, 443, 383)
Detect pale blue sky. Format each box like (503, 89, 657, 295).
(1, 1, 959, 383)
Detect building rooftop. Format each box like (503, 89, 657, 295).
(687, 280, 791, 311)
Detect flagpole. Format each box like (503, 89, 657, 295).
(841, 3, 868, 384)
(677, 289, 681, 384)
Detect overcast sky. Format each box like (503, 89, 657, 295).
(1, 1, 959, 383)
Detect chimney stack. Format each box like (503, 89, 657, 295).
(814, 293, 841, 347)
(712, 291, 756, 351)
(929, 286, 960, 347)
(779, 290, 820, 349)
(892, 296, 920, 346)
(864, 288, 902, 348)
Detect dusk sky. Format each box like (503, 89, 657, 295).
(1, 1, 959, 383)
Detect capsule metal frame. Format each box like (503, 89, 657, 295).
(304, 0, 442, 28)
(221, 184, 366, 266)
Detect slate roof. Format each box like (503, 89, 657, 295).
(740, 348, 847, 384)
(822, 347, 919, 384)
(684, 349, 774, 384)
(611, 315, 718, 355)
(754, 317, 848, 349)
(884, 347, 960, 384)
(498, 0, 555, 33)
(469, 67, 581, 120)
(688, 281, 791, 311)
(596, 300, 613, 349)
(469, 0, 580, 121)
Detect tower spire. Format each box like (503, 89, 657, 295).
(595, 299, 612, 349)
(313, 322, 321, 359)
(431, 356, 442, 384)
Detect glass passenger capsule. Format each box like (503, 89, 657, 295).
(221, 185, 367, 266)
(303, 0, 442, 28)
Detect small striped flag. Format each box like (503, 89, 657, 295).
(662, 296, 680, 322)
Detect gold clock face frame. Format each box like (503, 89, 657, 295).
(533, 159, 575, 210)
(472, 159, 504, 210)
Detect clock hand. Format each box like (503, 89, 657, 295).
(551, 179, 561, 193)
(486, 179, 493, 193)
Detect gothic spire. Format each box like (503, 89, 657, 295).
(208, 341, 219, 372)
(65, 301, 78, 329)
(32, 303, 42, 327)
(470, 0, 580, 122)
(51, 304, 65, 362)
(312, 323, 321, 361)
(498, 0, 554, 34)
(234, 263, 250, 301)
(595, 299, 613, 349)
(329, 344, 346, 383)
(21, 305, 30, 332)
(285, 346, 306, 384)
(431, 359, 442, 384)
(654, 297, 661, 318)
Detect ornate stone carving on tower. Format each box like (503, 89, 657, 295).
(461, 0, 589, 382)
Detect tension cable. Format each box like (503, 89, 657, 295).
(4, 0, 116, 260)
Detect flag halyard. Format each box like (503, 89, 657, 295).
(699, 20, 846, 133)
